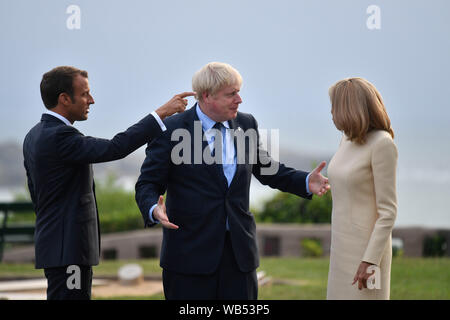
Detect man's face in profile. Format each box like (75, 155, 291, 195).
(204, 84, 242, 122)
(66, 75, 95, 123)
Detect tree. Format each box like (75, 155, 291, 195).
(255, 191, 332, 224)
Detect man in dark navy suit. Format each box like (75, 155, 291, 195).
(135, 62, 330, 299)
(23, 66, 194, 299)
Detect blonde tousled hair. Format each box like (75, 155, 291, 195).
(192, 62, 243, 101)
(329, 77, 394, 144)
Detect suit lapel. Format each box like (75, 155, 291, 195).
(185, 105, 228, 191)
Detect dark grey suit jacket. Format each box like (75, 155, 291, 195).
(135, 105, 311, 275)
(23, 113, 162, 269)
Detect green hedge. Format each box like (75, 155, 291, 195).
(94, 177, 145, 234)
(255, 191, 332, 224)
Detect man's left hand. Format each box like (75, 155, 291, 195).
(308, 161, 331, 196)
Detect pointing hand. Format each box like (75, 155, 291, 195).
(155, 92, 196, 120)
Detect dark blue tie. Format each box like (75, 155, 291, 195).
(211, 122, 225, 159)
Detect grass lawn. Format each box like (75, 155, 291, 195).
(1, 257, 449, 299)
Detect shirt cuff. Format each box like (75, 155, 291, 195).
(148, 203, 160, 224)
(305, 172, 312, 195)
(151, 111, 167, 132)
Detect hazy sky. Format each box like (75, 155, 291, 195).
(1, 0, 449, 227)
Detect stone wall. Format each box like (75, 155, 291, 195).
(2, 224, 449, 263)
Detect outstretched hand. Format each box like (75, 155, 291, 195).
(308, 161, 331, 197)
(155, 92, 196, 120)
(153, 195, 179, 229)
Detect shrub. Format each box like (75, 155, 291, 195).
(423, 234, 447, 257)
(392, 247, 404, 258)
(256, 191, 332, 224)
(301, 238, 323, 257)
(95, 177, 144, 234)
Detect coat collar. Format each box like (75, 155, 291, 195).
(41, 112, 71, 126)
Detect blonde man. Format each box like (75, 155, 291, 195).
(135, 62, 330, 299)
(326, 77, 398, 299)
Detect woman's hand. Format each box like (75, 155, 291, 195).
(352, 261, 376, 290)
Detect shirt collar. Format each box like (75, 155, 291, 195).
(45, 110, 72, 126)
(195, 103, 230, 131)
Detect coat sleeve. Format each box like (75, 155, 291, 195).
(362, 137, 398, 265)
(250, 115, 312, 199)
(23, 160, 37, 213)
(135, 130, 172, 227)
(55, 113, 162, 164)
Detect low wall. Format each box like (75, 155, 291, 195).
(2, 224, 449, 263)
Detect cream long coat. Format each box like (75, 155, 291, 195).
(326, 130, 398, 300)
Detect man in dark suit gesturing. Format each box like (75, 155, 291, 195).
(135, 62, 330, 299)
(23, 66, 194, 299)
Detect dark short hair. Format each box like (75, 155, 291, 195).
(40, 66, 88, 109)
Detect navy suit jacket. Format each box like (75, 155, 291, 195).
(135, 105, 311, 275)
(23, 113, 163, 269)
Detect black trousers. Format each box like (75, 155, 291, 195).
(163, 232, 258, 300)
(44, 265, 93, 300)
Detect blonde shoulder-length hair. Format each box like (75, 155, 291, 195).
(329, 77, 394, 144)
(192, 62, 243, 101)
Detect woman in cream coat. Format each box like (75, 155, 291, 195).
(326, 77, 398, 300)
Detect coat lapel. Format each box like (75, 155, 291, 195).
(184, 104, 228, 191)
